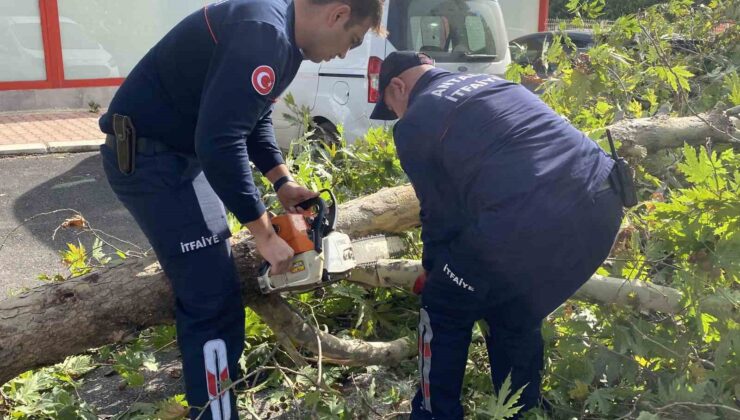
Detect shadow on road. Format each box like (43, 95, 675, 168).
(10, 153, 149, 272)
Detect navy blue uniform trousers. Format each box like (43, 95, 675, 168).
(410, 184, 623, 419)
(101, 143, 242, 420)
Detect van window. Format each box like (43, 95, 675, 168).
(388, 0, 499, 63)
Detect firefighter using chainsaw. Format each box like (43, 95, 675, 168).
(371, 51, 634, 419)
(98, 1, 384, 418)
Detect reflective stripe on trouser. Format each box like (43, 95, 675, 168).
(204, 339, 232, 420)
(418, 309, 433, 412)
(101, 145, 243, 420)
(411, 306, 475, 420)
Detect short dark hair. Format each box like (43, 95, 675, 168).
(310, 0, 386, 35)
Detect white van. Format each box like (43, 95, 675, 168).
(273, 0, 510, 148)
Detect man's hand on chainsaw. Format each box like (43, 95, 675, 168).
(257, 234, 294, 274)
(247, 213, 295, 274)
(277, 182, 318, 213)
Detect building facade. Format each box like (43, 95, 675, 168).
(0, 0, 548, 112)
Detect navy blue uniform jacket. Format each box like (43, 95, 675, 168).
(100, 0, 303, 223)
(394, 69, 615, 281)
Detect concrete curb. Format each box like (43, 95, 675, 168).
(0, 139, 104, 157)
(0, 143, 48, 156)
(47, 139, 105, 154)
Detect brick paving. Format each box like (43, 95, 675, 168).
(0, 110, 105, 147)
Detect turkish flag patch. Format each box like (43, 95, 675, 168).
(251, 65, 275, 95)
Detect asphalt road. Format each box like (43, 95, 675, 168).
(0, 152, 149, 299)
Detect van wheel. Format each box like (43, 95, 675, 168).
(312, 121, 340, 147)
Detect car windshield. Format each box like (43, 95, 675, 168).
(388, 0, 499, 63)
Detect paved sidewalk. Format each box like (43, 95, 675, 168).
(0, 109, 105, 155)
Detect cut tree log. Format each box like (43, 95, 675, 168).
(606, 106, 739, 157)
(351, 260, 688, 313)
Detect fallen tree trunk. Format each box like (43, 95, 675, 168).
(355, 261, 685, 311)
(0, 185, 418, 384)
(2, 182, 734, 384)
(350, 259, 736, 317)
(606, 106, 739, 157)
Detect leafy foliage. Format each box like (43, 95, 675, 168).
(2, 1, 738, 419)
(549, 0, 705, 20)
(0, 357, 97, 419)
(502, 2, 740, 418)
(516, 0, 739, 134)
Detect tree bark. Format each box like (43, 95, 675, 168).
(607, 107, 739, 157)
(352, 260, 686, 314)
(333, 185, 419, 237)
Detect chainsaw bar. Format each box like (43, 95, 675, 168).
(351, 234, 407, 267)
(266, 235, 406, 295)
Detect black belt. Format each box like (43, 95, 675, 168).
(104, 134, 173, 155)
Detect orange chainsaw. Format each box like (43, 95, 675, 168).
(257, 190, 403, 294)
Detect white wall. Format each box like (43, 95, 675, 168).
(0, 1, 46, 82)
(498, 0, 542, 41)
(57, 0, 206, 77)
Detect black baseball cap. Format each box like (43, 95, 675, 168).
(370, 51, 435, 120)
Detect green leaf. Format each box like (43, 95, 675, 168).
(700, 313, 721, 343)
(653, 66, 679, 92)
(142, 356, 159, 372)
(627, 100, 643, 118)
(672, 65, 694, 92)
(57, 355, 95, 379)
(476, 373, 524, 419)
(504, 63, 536, 84)
(724, 72, 740, 106)
(586, 388, 615, 415)
(153, 395, 189, 419)
(121, 371, 145, 387)
(147, 325, 177, 350)
(91, 237, 105, 263)
(566, 0, 580, 13)
(677, 144, 715, 185)
(637, 412, 660, 420)
(568, 380, 591, 400)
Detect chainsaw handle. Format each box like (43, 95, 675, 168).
(297, 190, 337, 227)
(295, 196, 326, 253)
(258, 261, 270, 276)
(322, 189, 337, 231)
(295, 189, 339, 254)
(296, 196, 322, 212)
